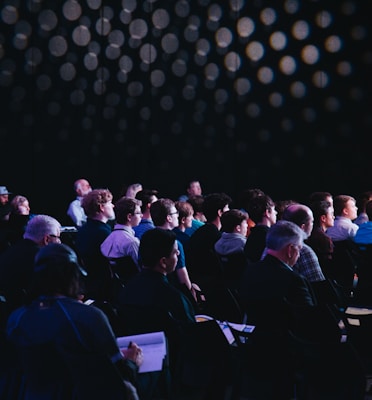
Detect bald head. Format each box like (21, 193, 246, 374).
(282, 203, 314, 238)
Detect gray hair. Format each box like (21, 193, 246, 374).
(24, 214, 61, 242)
(266, 220, 305, 251)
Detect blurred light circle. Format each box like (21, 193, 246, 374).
(139, 43, 157, 64)
(324, 35, 342, 53)
(152, 9, 170, 29)
(224, 52, 241, 72)
(237, 17, 255, 38)
(72, 25, 91, 46)
(301, 45, 319, 64)
(246, 41, 264, 61)
(63, 0, 82, 21)
(269, 31, 287, 51)
(279, 55, 297, 75)
(257, 67, 274, 84)
(291, 20, 310, 40)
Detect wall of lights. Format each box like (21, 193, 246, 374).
(0, 0, 371, 217)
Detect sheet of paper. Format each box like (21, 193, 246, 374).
(117, 331, 167, 373)
(345, 307, 372, 316)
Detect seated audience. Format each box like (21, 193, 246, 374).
(186, 192, 232, 283)
(307, 200, 335, 273)
(282, 203, 326, 283)
(66, 178, 92, 227)
(150, 198, 195, 297)
(326, 194, 359, 242)
(353, 200, 372, 246)
(74, 188, 115, 301)
(173, 201, 194, 252)
(185, 194, 206, 236)
(6, 243, 142, 400)
(6, 194, 34, 246)
(133, 189, 158, 239)
(244, 194, 277, 262)
(214, 209, 249, 256)
(354, 190, 372, 226)
(178, 179, 202, 202)
(101, 197, 142, 267)
(0, 214, 62, 311)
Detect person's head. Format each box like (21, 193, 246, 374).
(139, 228, 179, 275)
(150, 198, 179, 229)
(187, 195, 206, 222)
(10, 195, 30, 215)
(275, 199, 298, 221)
(333, 194, 358, 220)
(247, 194, 277, 226)
(74, 178, 92, 197)
(175, 201, 194, 230)
(186, 180, 202, 197)
(125, 183, 143, 199)
(220, 209, 249, 236)
(282, 203, 314, 238)
(266, 220, 306, 267)
(23, 214, 62, 246)
(135, 189, 159, 214)
(308, 191, 333, 207)
(356, 191, 372, 214)
(114, 197, 142, 227)
(31, 243, 87, 299)
(81, 188, 115, 221)
(0, 186, 11, 206)
(237, 187, 265, 212)
(202, 192, 232, 223)
(365, 200, 372, 221)
(309, 200, 334, 230)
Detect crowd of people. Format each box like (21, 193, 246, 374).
(1, 180, 372, 399)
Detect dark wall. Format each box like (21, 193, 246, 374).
(0, 0, 371, 222)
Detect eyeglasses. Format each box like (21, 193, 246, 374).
(169, 211, 179, 216)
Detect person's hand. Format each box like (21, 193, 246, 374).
(191, 282, 206, 303)
(122, 342, 143, 367)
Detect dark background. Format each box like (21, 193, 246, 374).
(0, 0, 371, 224)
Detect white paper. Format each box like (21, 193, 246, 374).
(117, 331, 167, 373)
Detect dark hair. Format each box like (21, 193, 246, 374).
(139, 228, 176, 268)
(220, 209, 248, 232)
(202, 192, 232, 221)
(31, 243, 86, 299)
(310, 200, 332, 227)
(114, 197, 141, 224)
(135, 189, 159, 212)
(150, 198, 175, 226)
(247, 194, 275, 224)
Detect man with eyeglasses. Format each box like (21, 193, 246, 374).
(0, 214, 62, 312)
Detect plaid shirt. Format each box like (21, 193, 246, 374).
(292, 243, 325, 282)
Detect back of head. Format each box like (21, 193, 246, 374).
(203, 192, 232, 221)
(32, 243, 87, 298)
(266, 220, 305, 251)
(220, 209, 248, 233)
(135, 189, 159, 212)
(139, 228, 176, 268)
(187, 195, 204, 213)
(24, 214, 61, 242)
(282, 203, 311, 227)
(81, 188, 113, 218)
